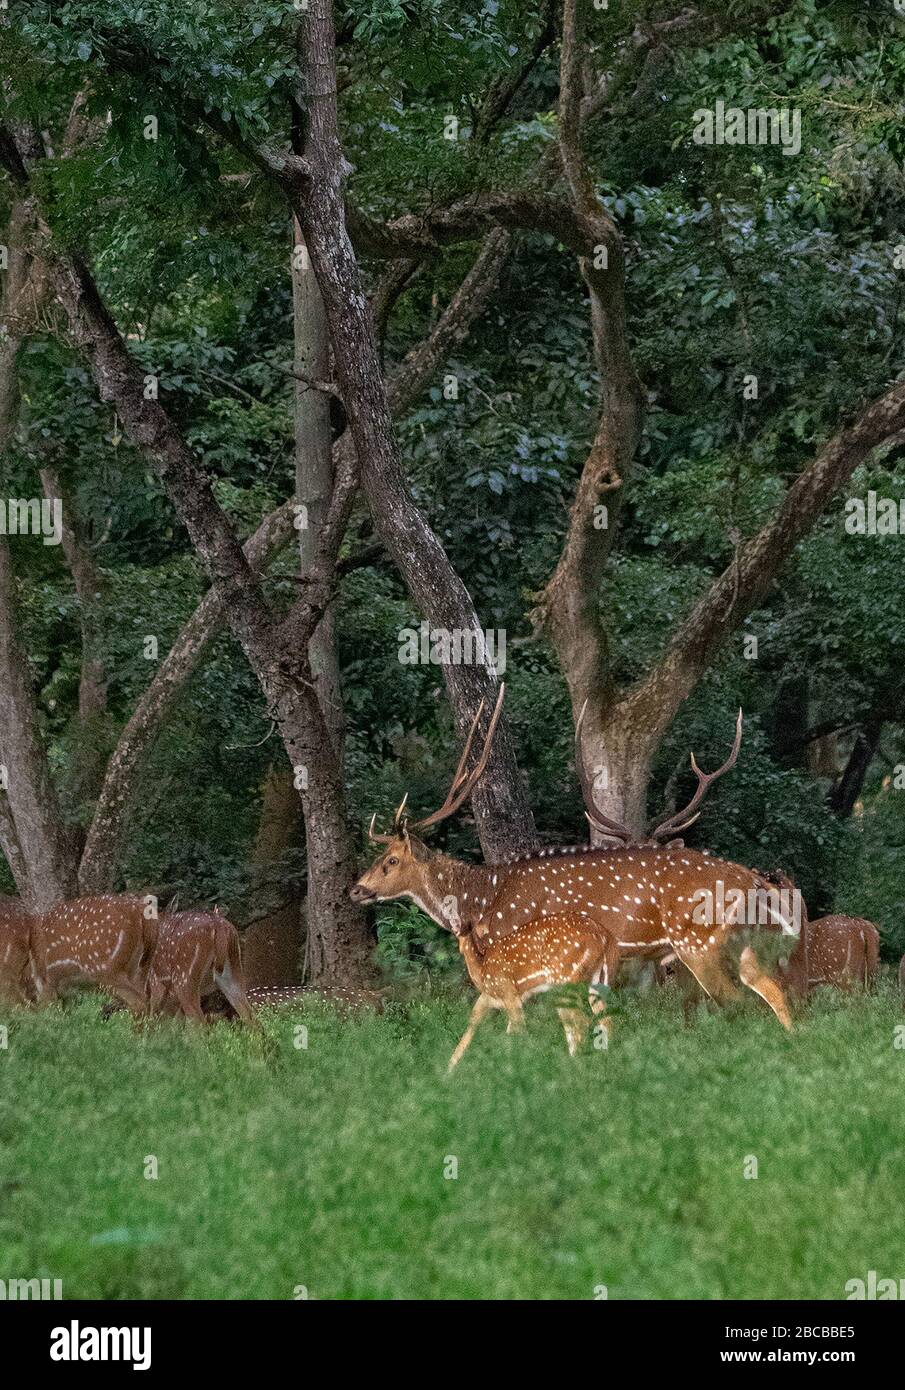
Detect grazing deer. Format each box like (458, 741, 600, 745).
(30, 894, 158, 1015)
(778, 914, 879, 995)
(0, 896, 33, 1004)
(351, 690, 798, 1033)
(149, 910, 257, 1025)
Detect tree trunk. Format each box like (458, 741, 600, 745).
(0, 196, 77, 907)
(291, 216, 367, 980)
(828, 720, 882, 818)
(577, 694, 653, 840)
(288, 1, 536, 862)
(242, 765, 303, 987)
(0, 542, 78, 909)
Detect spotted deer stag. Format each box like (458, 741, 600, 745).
(30, 894, 158, 1015)
(149, 910, 257, 1025)
(0, 896, 34, 1004)
(351, 689, 621, 1062)
(778, 913, 879, 996)
(352, 691, 799, 1047)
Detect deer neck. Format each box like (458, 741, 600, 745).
(407, 854, 497, 933)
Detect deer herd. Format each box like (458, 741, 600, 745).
(351, 687, 889, 1069)
(0, 686, 892, 1070)
(0, 894, 259, 1026)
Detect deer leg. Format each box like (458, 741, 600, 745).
(676, 947, 741, 1010)
(447, 993, 497, 1072)
(171, 986, 206, 1023)
(671, 960, 706, 1024)
(557, 1007, 589, 1056)
(213, 962, 259, 1029)
(738, 947, 793, 1031)
(496, 979, 526, 1034)
(0, 971, 29, 1007)
(110, 977, 149, 1018)
(31, 966, 57, 1005)
(147, 978, 171, 1016)
(589, 957, 613, 1049)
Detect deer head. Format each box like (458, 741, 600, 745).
(350, 824, 434, 906)
(350, 685, 504, 924)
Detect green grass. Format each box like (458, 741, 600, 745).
(1, 981, 903, 1300)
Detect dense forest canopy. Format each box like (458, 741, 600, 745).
(1, 0, 903, 982)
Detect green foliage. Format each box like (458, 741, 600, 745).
(2, 0, 902, 928)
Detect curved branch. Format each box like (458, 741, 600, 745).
(621, 375, 905, 744)
(77, 499, 296, 892)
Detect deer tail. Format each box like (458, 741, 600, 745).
(864, 924, 879, 991)
(213, 917, 232, 977)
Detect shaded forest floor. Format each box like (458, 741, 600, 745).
(1, 982, 903, 1300)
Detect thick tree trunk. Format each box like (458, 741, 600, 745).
(242, 765, 303, 987)
(290, 216, 367, 980)
(0, 542, 78, 909)
(828, 720, 882, 819)
(288, 1, 536, 863)
(0, 197, 77, 906)
(577, 694, 652, 841)
(0, 797, 29, 897)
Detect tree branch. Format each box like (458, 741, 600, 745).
(78, 226, 511, 889)
(624, 375, 905, 744)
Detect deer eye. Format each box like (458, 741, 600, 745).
(386, 856, 399, 867)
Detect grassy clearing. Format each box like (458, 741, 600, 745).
(1, 981, 903, 1300)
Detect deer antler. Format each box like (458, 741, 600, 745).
(574, 701, 634, 844)
(367, 813, 394, 845)
(648, 709, 743, 843)
(407, 684, 506, 832)
(368, 793, 411, 843)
